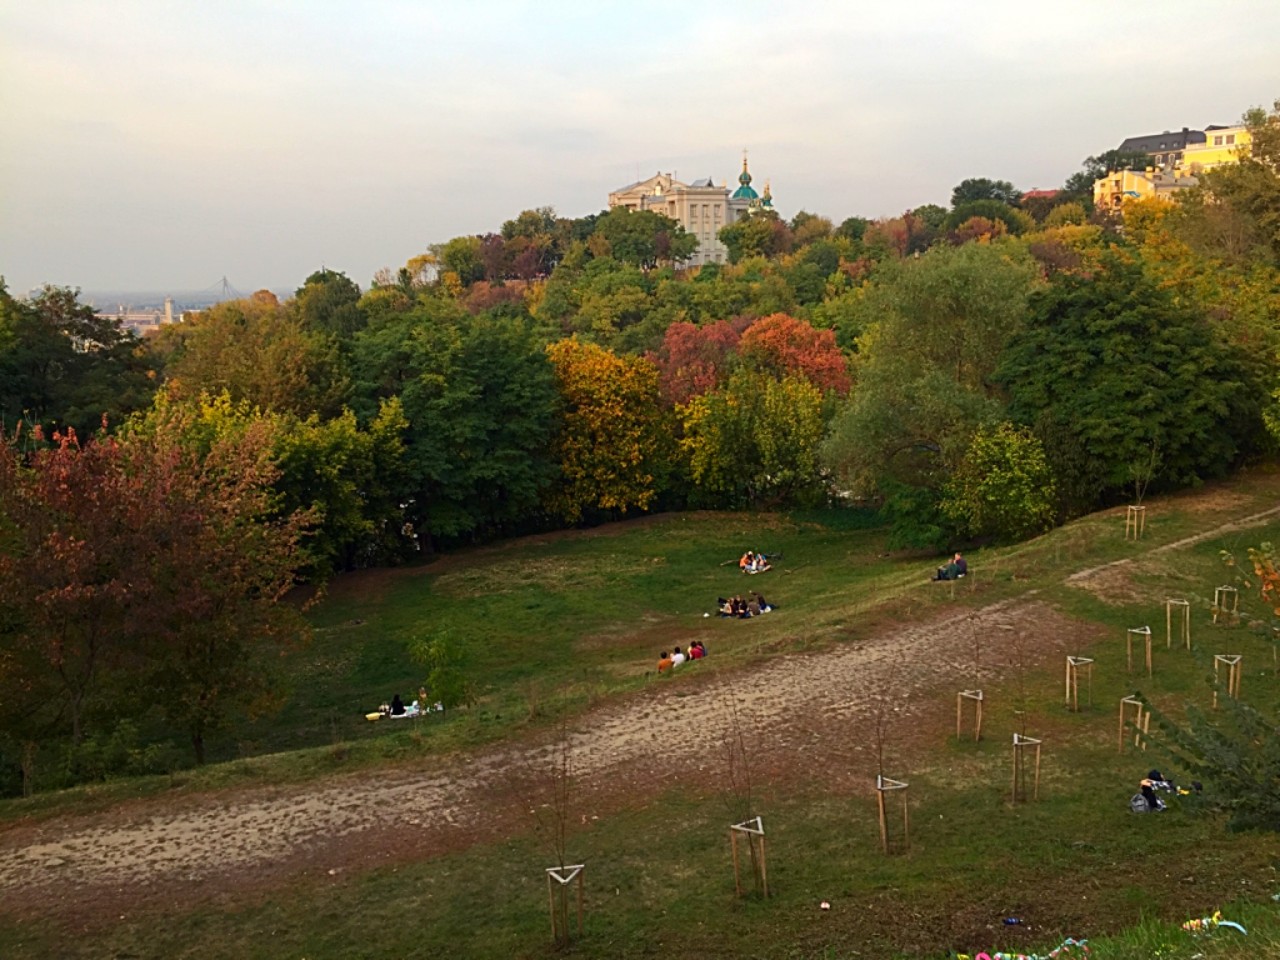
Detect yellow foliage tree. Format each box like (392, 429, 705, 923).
(545, 339, 667, 522)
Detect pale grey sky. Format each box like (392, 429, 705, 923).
(2, 0, 1277, 294)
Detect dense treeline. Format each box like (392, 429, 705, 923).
(2, 100, 1278, 792)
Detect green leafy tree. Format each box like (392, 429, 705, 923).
(1043, 202, 1088, 228)
(718, 213, 793, 263)
(951, 177, 1021, 207)
(412, 632, 476, 711)
(352, 305, 559, 548)
(943, 200, 1035, 236)
(592, 208, 697, 269)
(680, 369, 827, 508)
(431, 235, 486, 286)
(941, 422, 1056, 540)
(0, 284, 155, 437)
(998, 252, 1260, 512)
(295, 269, 365, 338)
(821, 242, 1040, 541)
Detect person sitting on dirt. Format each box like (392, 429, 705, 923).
(933, 552, 967, 581)
(390, 693, 406, 716)
(657, 650, 674, 673)
(671, 646, 687, 667)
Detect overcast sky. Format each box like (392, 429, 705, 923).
(2, 0, 1278, 295)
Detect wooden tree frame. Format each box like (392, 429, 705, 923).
(1213, 654, 1243, 708)
(1213, 586, 1239, 624)
(955, 689, 984, 741)
(1118, 696, 1149, 753)
(1126, 626, 1153, 677)
(1064, 657, 1093, 712)
(1124, 504, 1146, 540)
(874, 775, 910, 854)
(1010, 734, 1042, 804)
(1165, 598, 1191, 650)
(729, 816, 768, 898)
(545, 864, 585, 942)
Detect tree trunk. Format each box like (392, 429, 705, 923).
(192, 729, 206, 766)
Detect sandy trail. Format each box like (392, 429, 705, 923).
(0, 596, 1084, 906)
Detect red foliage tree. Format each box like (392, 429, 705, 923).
(0, 417, 313, 765)
(648, 318, 751, 407)
(737, 313, 852, 395)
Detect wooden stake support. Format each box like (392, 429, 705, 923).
(1213, 586, 1239, 624)
(874, 775, 910, 854)
(1165, 598, 1191, 650)
(1010, 734, 1042, 804)
(729, 816, 768, 898)
(1118, 696, 1149, 752)
(1126, 626, 1153, 677)
(545, 864, 585, 943)
(1124, 504, 1146, 540)
(1213, 654, 1243, 708)
(1064, 657, 1093, 712)
(956, 689, 984, 741)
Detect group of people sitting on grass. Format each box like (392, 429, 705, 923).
(718, 592, 773, 618)
(932, 552, 968, 581)
(738, 550, 774, 574)
(368, 688, 445, 721)
(657, 641, 708, 673)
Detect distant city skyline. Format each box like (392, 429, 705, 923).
(2, 0, 1279, 294)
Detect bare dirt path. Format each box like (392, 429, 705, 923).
(0, 596, 1090, 923)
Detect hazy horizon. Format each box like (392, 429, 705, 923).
(3, 0, 1278, 294)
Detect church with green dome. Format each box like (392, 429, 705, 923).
(607, 151, 777, 265)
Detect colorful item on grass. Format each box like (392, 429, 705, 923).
(957, 937, 1089, 960)
(1181, 910, 1247, 935)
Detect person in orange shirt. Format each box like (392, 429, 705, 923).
(657, 650, 674, 673)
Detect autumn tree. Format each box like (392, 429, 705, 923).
(737, 313, 851, 395)
(545, 338, 668, 522)
(648, 318, 748, 407)
(151, 294, 349, 418)
(0, 420, 312, 765)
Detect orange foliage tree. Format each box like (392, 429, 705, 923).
(545, 339, 668, 522)
(737, 313, 851, 396)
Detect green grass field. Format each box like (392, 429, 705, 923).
(4, 470, 1280, 958)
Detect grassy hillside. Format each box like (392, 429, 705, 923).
(4, 470, 1280, 958)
